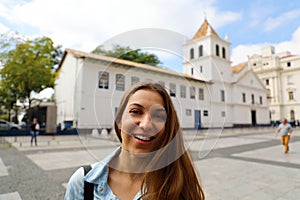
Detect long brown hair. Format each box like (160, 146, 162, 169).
(114, 82, 205, 200)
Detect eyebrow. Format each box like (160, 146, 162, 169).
(153, 108, 166, 112)
(128, 103, 144, 108)
(128, 103, 165, 112)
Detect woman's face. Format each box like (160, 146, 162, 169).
(119, 89, 167, 154)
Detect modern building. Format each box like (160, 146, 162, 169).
(249, 45, 300, 124)
(55, 19, 270, 133)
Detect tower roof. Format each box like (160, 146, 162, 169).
(192, 19, 220, 40)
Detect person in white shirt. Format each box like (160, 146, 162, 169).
(275, 118, 293, 153)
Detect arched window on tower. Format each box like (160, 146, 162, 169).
(222, 47, 226, 59)
(199, 45, 203, 57)
(190, 48, 194, 59)
(216, 44, 220, 56)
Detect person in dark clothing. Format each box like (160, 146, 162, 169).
(30, 118, 40, 146)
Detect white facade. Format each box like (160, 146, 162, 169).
(55, 50, 212, 130)
(249, 45, 300, 124)
(55, 19, 270, 131)
(182, 19, 269, 127)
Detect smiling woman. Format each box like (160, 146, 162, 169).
(117, 88, 167, 154)
(64, 81, 205, 200)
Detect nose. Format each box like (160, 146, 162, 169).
(139, 113, 153, 130)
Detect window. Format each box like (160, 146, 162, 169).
(222, 47, 226, 59)
(116, 74, 125, 91)
(263, 62, 269, 66)
(186, 109, 192, 116)
(287, 62, 291, 67)
(199, 66, 203, 73)
(158, 81, 165, 87)
(267, 89, 271, 99)
(221, 90, 225, 102)
(169, 83, 176, 97)
(265, 79, 269, 86)
(251, 94, 255, 104)
(203, 110, 208, 116)
(221, 111, 226, 117)
(259, 96, 263, 104)
(191, 68, 194, 75)
(131, 76, 140, 86)
(290, 110, 295, 121)
(199, 45, 203, 57)
(216, 44, 220, 56)
(180, 85, 186, 98)
(190, 48, 194, 59)
(190, 87, 195, 99)
(288, 91, 294, 100)
(115, 107, 118, 116)
(199, 88, 204, 100)
(287, 75, 293, 85)
(99, 71, 109, 89)
(242, 93, 246, 103)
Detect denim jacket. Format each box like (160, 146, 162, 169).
(64, 147, 142, 200)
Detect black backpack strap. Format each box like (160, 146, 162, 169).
(83, 165, 94, 200)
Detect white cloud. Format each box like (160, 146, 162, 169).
(1, 0, 241, 52)
(231, 25, 300, 65)
(276, 26, 300, 54)
(264, 9, 300, 32)
(231, 44, 263, 65)
(4, 0, 299, 70)
(0, 22, 9, 33)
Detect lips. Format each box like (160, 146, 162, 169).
(133, 134, 155, 142)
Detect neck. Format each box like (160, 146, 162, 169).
(109, 148, 151, 174)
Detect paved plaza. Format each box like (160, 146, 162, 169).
(0, 127, 299, 200)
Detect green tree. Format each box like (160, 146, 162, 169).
(0, 33, 62, 110)
(91, 45, 162, 66)
(0, 86, 17, 121)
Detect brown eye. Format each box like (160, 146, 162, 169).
(129, 109, 141, 115)
(152, 111, 167, 122)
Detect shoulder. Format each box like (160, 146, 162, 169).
(85, 147, 121, 184)
(64, 167, 85, 199)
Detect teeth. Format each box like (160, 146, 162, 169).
(134, 135, 152, 141)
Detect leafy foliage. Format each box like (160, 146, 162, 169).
(0, 32, 62, 110)
(91, 45, 162, 66)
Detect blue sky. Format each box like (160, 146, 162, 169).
(1, 0, 300, 72)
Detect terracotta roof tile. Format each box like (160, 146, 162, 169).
(192, 19, 220, 40)
(58, 48, 208, 83)
(232, 62, 248, 73)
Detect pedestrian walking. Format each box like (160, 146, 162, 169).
(30, 118, 40, 146)
(275, 118, 293, 153)
(64, 81, 205, 200)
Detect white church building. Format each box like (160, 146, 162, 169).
(55, 19, 270, 132)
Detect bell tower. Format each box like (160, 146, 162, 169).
(183, 19, 232, 83)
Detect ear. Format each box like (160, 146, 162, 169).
(117, 121, 122, 130)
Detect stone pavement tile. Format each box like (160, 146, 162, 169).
(26, 150, 97, 170)
(0, 192, 22, 200)
(26, 147, 115, 171)
(195, 157, 300, 200)
(11, 135, 119, 152)
(232, 141, 300, 165)
(188, 136, 268, 152)
(0, 158, 8, 176)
